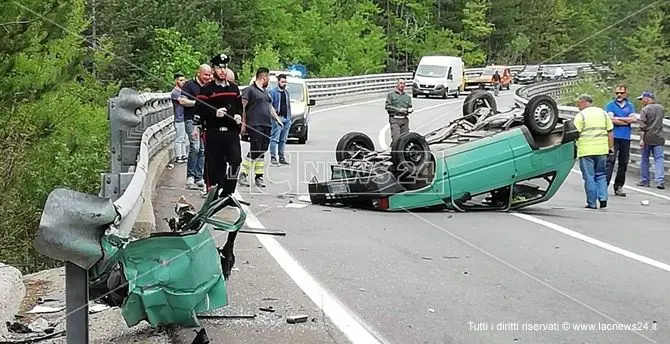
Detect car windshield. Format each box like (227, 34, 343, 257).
(416, 65, 448, 77)
(521, 66, 539, 73)
(267, 81, 305, 102)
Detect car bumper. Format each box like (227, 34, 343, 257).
(514, 78, 536, 84)
(412, 85, 446, 95)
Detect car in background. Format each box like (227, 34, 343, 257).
(563, 66, 580, 79)
(248, 71, 316, 144)
(465, 65, 512, 90)
(411, 55, 464, 99)
(514, 65, 541, 84)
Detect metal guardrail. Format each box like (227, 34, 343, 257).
(38, 62, 616, 343)
(515, 80, 670, 174)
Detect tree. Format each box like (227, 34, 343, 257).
(616, 10, 670, 104)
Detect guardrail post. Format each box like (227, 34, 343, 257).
(65, 262, 89, 344)
(67, 88, 146, 343)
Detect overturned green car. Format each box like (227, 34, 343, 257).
(308, 90, 580, 211)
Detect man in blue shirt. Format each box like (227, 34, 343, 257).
(269, 74, 292, 165)
(604, 84, 637, 196)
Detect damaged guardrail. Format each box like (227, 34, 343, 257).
(34, 89, 249, 343)
(515, 80, 670, 174)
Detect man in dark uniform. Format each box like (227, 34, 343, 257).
(239, 67, 284, 187)
(195, 53, 243, 197)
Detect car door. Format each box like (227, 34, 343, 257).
(445, 135, 517, 201)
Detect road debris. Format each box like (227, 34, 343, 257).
(358, 288, 368, 292)
(421, 257, 432, 261)
(259, 306, 275, 313)
(25, 305, 64, 314)
(27, 318, 49, 333)
(286, 203, 309, 209)
(286, 315, 308, 324)
(442, 256, 459, 259)
(427, 308, 435, 313)
(190, 328, 210, 344)
(641, 200, 650, 206)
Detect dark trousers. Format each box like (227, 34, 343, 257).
(204, 130, 241, 196)
(248, 126, 271, 159)
(606, 138, 630, 190)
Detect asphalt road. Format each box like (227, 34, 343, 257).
(162, 87, 670, 344)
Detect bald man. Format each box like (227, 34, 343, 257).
(181, 64, 211, 190)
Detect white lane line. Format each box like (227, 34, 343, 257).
(511, 212, 670, 273)
(378, 99, 463, 149)
(312, 98, 385, 115)
(233, 191, 389, 344)
(569, 169, 670, 201)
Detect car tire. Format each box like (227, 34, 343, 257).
(463, 90, 497, 124)
(523, 95, 559, 136)
(390, 132, 430, 175)
(298, 127, 308, 144)
(335, 132, 375, 163)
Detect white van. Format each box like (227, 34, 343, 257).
(411, 56, 464, 99)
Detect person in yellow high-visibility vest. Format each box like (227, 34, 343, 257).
(573, 94, 615, 209)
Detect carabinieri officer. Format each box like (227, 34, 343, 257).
(196, 53, 243, 197)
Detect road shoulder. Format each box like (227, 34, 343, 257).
(156, 163, 346, 344)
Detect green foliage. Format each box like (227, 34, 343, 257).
(239, 44, 282, 84)
(614, 10, 670, 105)
(0, 0, 117, 273)
(146, 28, 204, 89)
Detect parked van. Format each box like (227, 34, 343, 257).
(411, 56, 464, 99)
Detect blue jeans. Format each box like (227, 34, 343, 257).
(579, 155, 608, 208)
(185, 120, 204, 181)
(270, 116, 291, 160)
(640, 144, 665, 185)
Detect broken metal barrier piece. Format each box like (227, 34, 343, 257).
(34, 186, 248, 329)
(286, 315, 309, 324)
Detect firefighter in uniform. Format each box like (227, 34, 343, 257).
(195, 53, 243, 197)
(573, 94, 614, 209)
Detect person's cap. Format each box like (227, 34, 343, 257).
(636, 91, 654, 100)
(174, 72, 184, 79)
(210, 53, 230, 68)
(577, 93, 593, 102)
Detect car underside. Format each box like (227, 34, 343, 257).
(307, 90, 580, 212)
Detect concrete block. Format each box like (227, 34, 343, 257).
(132, 145, 174, 238)
(0, 263, 25, 339)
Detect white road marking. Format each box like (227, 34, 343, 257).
(311, 98, 385, 115)
(511, 212, 670, 273)
(570, 169, 670, 201)
(378, 99, 463, 149)
(233, 191, 389, 344)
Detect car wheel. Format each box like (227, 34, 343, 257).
(523, 95, 559, 136)
(298, 127, 308, 144)
(462, 90, 497, 124)
(390, 132, 430, 175)
(335, 132, 375, 163)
